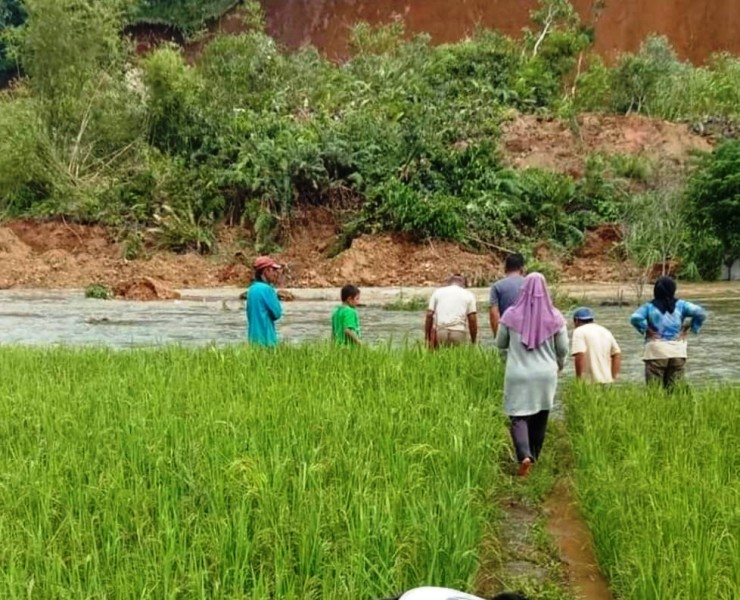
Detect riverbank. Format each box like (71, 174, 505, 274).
(0, 217, 634, 291)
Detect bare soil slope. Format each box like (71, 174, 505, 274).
(257, 0, 738, 64)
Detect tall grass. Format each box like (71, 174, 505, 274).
(0, 346, 506, 599)
(566, 384, 740, 600)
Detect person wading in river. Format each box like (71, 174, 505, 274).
(381, 587, 530, 600)
(495, 273, 568, 477)
(629, 276, 707, 389)
(246, 256, 283, 347)
(425, 275, 478, 348)
(570, 306, 622, 384)
(489, 253, 525, 337)
(332, 284, 363, 346)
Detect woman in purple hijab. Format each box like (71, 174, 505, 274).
(495, 273, 569, 476)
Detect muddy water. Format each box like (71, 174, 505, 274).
(1, 286, 738, 383)
(545, 480, 614, 600)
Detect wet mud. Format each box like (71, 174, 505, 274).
(544, 480, 614, 600)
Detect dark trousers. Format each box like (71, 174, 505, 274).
(510, 410, 550, 462)
(645, 358, 687, 389)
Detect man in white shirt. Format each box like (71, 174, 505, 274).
(425, 275, 478, 348)
(570, 307, 621, 383)
(383, 588, 529, 600)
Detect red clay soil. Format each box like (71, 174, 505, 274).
(0, 113, 710, 291)
(254, 0, 739, 64)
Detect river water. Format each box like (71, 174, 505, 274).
(1, 286, 738, 383)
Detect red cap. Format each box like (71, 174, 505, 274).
(253, 256, 282, 270)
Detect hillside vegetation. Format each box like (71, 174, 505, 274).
(0, 0, 738, 278)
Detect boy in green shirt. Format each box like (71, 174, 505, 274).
(332, 285, 362, 346)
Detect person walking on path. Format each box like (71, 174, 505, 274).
(332, 284, 363, 346)
(246, 256, 283, 347)
(382, 588, 529, 600)
(425, 275, 478, 348)
(570, 306, 622, 383)
(495, 273, 568, 477)
(629, 276, 707, 389)
(489, 253, 525, 336)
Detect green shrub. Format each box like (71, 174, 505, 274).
(609, 35, 682, 115)
(685, 140, 740, 276)
(371, 179, 464, 241)
(0, 0, 25, 84)
(142, 46, 203, 153)
(84, 283, 112, 299)
(382, 294, 428, 312)
(0, 97, 53, 213)
(129, 0, 239, 34)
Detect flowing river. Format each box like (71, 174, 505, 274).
(1, 284, 738, 383)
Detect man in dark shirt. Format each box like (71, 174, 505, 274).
(489, 253, 525, 336)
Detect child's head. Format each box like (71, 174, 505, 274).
(341, 284, 361, 306)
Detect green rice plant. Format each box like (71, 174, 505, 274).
(0, 346, 507, 599)
(566, 383, 740, 600)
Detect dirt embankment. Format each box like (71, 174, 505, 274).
(0, 113, 713, 291)
(129, 1, 740, 66)
(256, 0, 738, 64)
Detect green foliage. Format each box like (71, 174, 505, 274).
(609, 35, 681, 115)
(130, 0, 239, 34)
(0, 0, 145, 218)
(572, 55, 611, 112)
(0, 0, 24, 83)
(623, 188, 688, 277)
(382, 293, 429, 312)
(577, 35, 740, 122)
(141, 45, 203, 151)
(685, 141, 740, 274)
(4, 0, 728, 264)
(0, 96, 53, 213)
(370, 180, 464, 242)
(519, 0, 591, 108)
(84, 283, 112, 299)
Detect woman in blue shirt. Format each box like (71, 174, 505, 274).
(629, 276, 707, 389)
(246, 256, 283, 347)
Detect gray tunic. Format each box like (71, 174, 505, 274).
(495, 324, 569, 416)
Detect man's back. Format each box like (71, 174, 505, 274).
(570, 322, 620, 383)
(429, 285, 476, 331)
(490, 275, 525, 316)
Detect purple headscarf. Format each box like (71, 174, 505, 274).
(500, 272, 565, 350)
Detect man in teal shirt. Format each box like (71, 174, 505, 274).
(246, 256, 283, 347)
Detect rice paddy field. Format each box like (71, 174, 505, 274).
(566, 384, 740, 600)
(0, 346, 507, 599)
(1, 345, 738, 599)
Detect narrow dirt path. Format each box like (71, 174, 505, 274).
(545, 479, 614, 600)
(476, 421, 614, 600)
